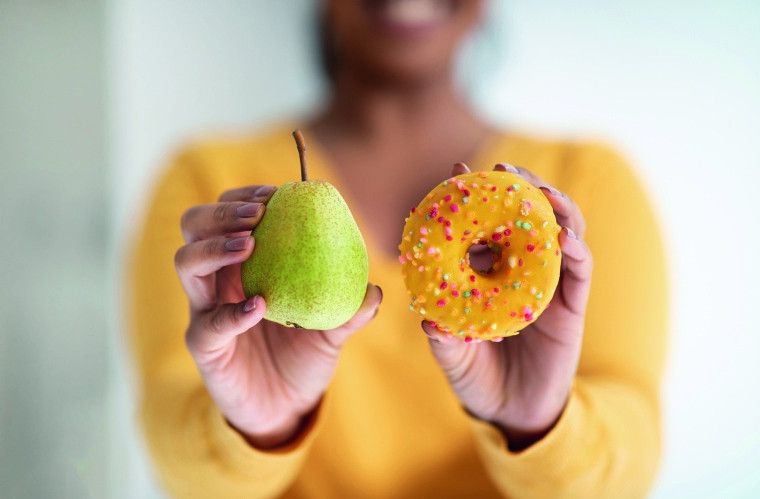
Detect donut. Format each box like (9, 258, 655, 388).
(398, 170, 562, 342)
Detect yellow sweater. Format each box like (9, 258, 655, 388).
(128, 124, 668, 498)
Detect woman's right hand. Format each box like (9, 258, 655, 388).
(174, 184, 383, 449)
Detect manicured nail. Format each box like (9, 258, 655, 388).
(225, 236, 250, 251)
(236, 203, 262, 218)
(253, 185, 276, 197)
(243, 296, 257, 312)
(499, 163, 519, 173)
(540, 186, 561, 198)
(565, 227, 577, 240)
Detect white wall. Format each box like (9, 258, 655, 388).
(108, 1, 760, 497)
(1, 1, 108, 497)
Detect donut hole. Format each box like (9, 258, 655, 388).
(467, 241, 502, 274)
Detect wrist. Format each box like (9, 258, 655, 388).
(492, 389, 571, 452)
(230, 412, 305, 450)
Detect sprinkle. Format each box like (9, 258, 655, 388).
(512, 183, 521, 191)
(507, 256, 517, 268)
(425, 214, 431, 221)
(463, 291, 472, 298)
(463, 189, 471, 196)
(542, 260, 548, 267)
(503, 228, 512, 236)
(471, 289, 481, 297)
(399, 255, 406, 263)
(409, 304, 414, 310)
(510, 311, 517, 317)
(443, 274, 449, 280)
(420, 308, 426, 315)
(417, 242, 423, 248)
(492, 233, 503, 241)
(490, 323, 498, 330)
(536, 292, 543, 299)
(515, 220, 523, 228)
(462, 196, 470, 203)
(446, 236, 453, 241)
(469, 275, 476, 282)
(507, 186, 513, 192)
(464, 308, 470, 314)
(478, 171, 488, 178)
(437, 299, 446, 307)
(493, 287, 500, 294)
(437, 216, 445, 223)
(527, 244, 535, 252)
(418, 265, 424, 272)
(542, 220, 549, 228)
(444, 194, 452, 202)
(452, 290, 460, 297)
(512, 282, 521, 289)
(442, 180, 448, 186)
(494, 226, 506, 232)
(411, 206, 416, 213)
(518, 258, 524, 266)
(420, 227, 429, 235)
(445, 220, 451, 226)
(450, 204, 460, 213)
(545, 242, 552, 249)
(445, 227, 453, 236)
(482, 197, 488, 202)
(420, 237, 427, 243)
(525, 313, 534, 322)
(465, 337, 473, 343)
(491, 186, 497, 192)
(440, 282, 448, 290)
(523, 222, 533, 230)
(427, 247, 435, 254)
(457, 330, 465, 336)
(463, 229, 471, 235)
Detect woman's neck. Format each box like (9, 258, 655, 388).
(311, 69, 488, 153)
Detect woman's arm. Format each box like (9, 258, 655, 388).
(466, 144, 668, 498)
(127, 146, 325, 498)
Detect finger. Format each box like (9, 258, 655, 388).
(175, 236, 254, 310)
(218, 184, 277, 203)
(451, 162, 471, 177)
(186, 295, 266, 358)
(421, 320, 461, 345)
(494, 162, 586, 237)
(539, 186, 586, 237)
(322, 283, 383, 345)
(557, 227, 593, 315)
(181, 201, 265, 243)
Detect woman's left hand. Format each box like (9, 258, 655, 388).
(423, 162, 593, 451)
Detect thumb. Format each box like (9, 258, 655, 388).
(322, 283, 383, 345)
(422, 320, 472, 374)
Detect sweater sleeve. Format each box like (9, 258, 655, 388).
(467, 144, 669, 499)
(126, 146, 322, 498)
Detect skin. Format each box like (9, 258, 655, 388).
(174, 0, 593, 450)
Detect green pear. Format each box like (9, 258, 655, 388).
(240, 130, 369, 330)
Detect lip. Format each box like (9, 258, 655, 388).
(365, 0, 457, 37)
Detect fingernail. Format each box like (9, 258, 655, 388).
(539, 186, 561, 197)
(236, 203, 262, 218)
(253, 185, 276, 197)
(243, 296, 257, 312)
(376, 285, 383, 301)
(225, 236, 250, 251)
(500, 163, 519, 173)
(565, 227, 577, 240)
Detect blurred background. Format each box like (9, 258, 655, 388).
(1, 0, 759, 497)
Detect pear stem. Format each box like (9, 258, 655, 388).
(292, 129, 308, 181)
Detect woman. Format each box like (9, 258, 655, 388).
(129, 1, 668, 497)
